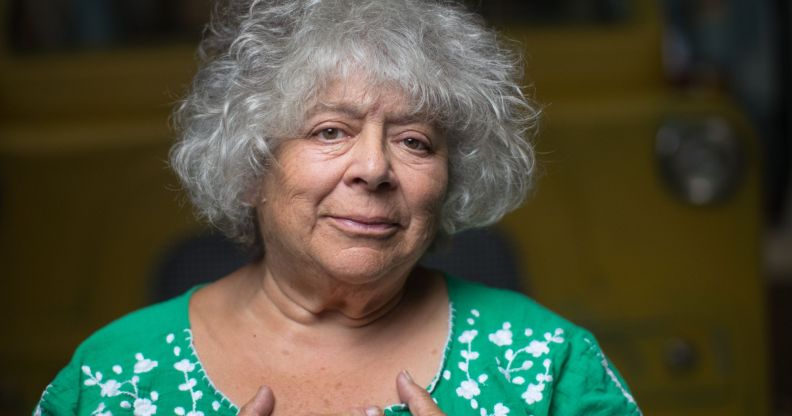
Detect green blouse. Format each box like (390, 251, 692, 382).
(35, 276, 642, 415)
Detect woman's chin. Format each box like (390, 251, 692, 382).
(316, 249, 415, 286)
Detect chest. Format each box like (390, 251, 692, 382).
(196, 333, 445, 415)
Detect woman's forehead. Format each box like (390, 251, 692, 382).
(306, 77, 425, 121)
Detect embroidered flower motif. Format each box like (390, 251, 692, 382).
(461, 350, 480, 360)
(99, 379, 122, 397)
(458, 329, 478, 344)
(480, 402, 510, 416)
(521, 359, 552, 405)
(525, 340, 550, 357)
(92, 403, 112, 416)
(77, 333, 210, 415)
(456, 379, 481, 399)
(174, 359, 196, 373)
(134, 353, 158, 374)
(132, 398, 157, 416)
(488, 323, 513, 347)
(522, 382, 544, 405)
(493, 403, 510, 416)
(178, 378, 197, 391)
(175, 407, 205, 416)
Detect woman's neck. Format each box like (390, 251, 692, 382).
(225, 259, 430, 343)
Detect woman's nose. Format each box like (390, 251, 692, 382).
(344, 125, 397, 191)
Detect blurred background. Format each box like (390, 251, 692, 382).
(0, 0, 789, 415)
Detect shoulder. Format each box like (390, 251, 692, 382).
(84, 290, 191, 350)
(446, 275, 578, 335)
(34, 289, 198, 415)
(437, 276, 642, 415)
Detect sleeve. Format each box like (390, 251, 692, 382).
(549, 331, 643, 416)
(34, 352, 84, 415)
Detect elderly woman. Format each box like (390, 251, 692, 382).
(36, 0, 641, 415)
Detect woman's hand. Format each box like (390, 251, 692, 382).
(237, 386, 275, 416)
(236, 386, 381, 416)
(237, 371, 447, 416)
(396, 371, 446, 416)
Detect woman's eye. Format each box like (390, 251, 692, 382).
(402, 137, 429, 152)
(316, 128, 345, 141)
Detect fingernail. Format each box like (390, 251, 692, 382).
(365, 406, 381, 416)
(401, 369, 414, 383)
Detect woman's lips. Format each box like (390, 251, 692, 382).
(328, 216, 400, 237)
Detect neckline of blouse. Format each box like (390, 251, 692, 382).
(178, 273, 461, 413)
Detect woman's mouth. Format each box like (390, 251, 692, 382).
(328, 215, 400, 237)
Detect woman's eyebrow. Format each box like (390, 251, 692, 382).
(306, 103, 367, 119)
(307, 103, 425, 126)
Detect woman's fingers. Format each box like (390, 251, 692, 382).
(237, 385, 275, 416)
(396, 371, 446, 416)
(308, 407, 382, 416)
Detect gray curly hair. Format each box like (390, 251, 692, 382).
(170, 0, 539, 248)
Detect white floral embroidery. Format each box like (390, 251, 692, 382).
(495, 328, 564, 384)
(488, 323, 513, 347)
(82, 364, 159, 414)
(479, 403, 510, 416)
(456, 379, 481, 399)
(74, 331, 228, 415)
(134, 353, 159, 374)
(174, 331, 205, 415)
(455, 310, 489, 410)
(175, 408, 205, 416)
(133, 398, 158, 416)
(91, 402, 112, 416)
(100, 380, 122, 398)
(458, 329, 478, 344)
(522, 382, 543, 405)
(522, 359, 552, 405)
(493, 403, 510, 416)
(453, 307, 568, 412)
(525, 340, 550, 357)
(174, 359, 196, 373)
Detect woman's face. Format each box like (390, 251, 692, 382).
(256, 79, 448, 285)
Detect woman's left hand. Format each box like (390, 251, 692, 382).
(395, 371, 447, 416)
(323, 371, 447, 416)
